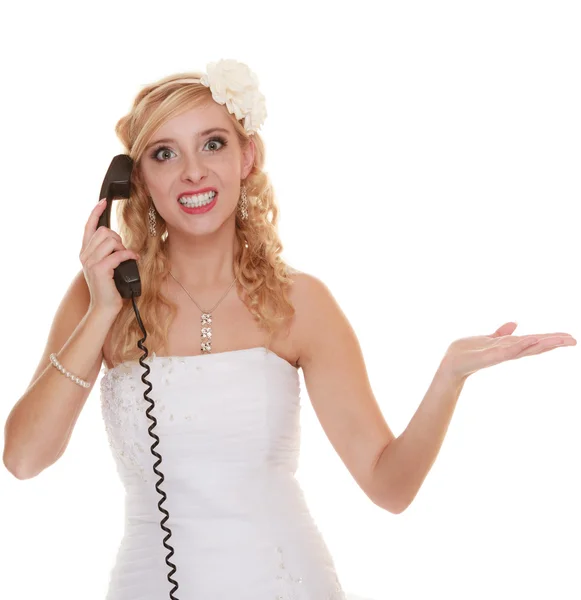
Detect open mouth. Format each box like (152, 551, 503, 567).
(177, 191, 218, 214)
(178, 190, 217, 207)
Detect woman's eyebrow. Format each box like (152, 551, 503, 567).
(145, 127, 231, 150)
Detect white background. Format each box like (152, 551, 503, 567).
(1, 1, 580, 598)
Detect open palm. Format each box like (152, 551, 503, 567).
(441, 321, 577, 380)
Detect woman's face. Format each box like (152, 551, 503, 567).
(139, 101, 255, 238)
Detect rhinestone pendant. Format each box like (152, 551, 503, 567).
(201, 313, 212, 353)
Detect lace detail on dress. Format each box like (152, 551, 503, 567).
(100, 353, 189, 483)
(100, 360, 147, 480)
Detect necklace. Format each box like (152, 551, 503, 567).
(168, 271, 238, 354)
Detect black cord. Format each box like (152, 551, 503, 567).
(131, 293, 180, 599)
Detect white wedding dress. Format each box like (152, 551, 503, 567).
(100, 346, 376, 599)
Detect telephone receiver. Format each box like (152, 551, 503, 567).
(98, 154, 180, 599)
(97, 154, 141, 299)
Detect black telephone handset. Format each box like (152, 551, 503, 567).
(97, 154, 141, 299)
(98, 154, 180, 599)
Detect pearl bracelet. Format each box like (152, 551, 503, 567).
(49, 353, 91, 389)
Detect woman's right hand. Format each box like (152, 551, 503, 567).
(80, 198, 140, 318)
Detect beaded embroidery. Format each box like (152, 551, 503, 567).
(100, 353, 182, 482)
(275, 545, 302, 599)
(100, 362, 149, 480)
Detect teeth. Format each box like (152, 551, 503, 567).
(178, 191, 216, 207)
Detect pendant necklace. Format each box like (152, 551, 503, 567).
(168, 271, 238, 354)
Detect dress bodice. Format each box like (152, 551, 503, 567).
(99, 347, 375, 599)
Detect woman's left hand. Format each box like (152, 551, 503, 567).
(440, 321, 577, 381)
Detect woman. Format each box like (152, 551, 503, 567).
(3, 59, 576, 599)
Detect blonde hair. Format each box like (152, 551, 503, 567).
(107, 71, 295, 366)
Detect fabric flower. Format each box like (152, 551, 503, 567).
(200, 59, 267, 134)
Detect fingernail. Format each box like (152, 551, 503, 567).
(98, 198, 106, 204)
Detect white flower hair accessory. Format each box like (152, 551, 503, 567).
(199, 59, 267, 135)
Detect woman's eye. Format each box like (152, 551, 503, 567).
(204, 138, 225, 152)
(151, 137, 226, 162)
(153, 147, 176, 161)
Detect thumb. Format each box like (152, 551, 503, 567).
(491, 321, 518, 338)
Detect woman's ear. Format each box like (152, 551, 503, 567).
(241, 137, 256, 179)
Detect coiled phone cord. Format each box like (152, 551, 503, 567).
(131, 293, 180, 599)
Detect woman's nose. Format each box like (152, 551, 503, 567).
(181, 153, 208, 181)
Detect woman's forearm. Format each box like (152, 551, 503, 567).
(371, 365, 468, 513)
(3, 308, 117, 479)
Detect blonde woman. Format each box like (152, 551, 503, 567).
(3, 60, 576, 600)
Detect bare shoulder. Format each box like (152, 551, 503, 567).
(286, 269, 334, 309)
(284, 269, 348, 368)
(284, 268, 397, 509)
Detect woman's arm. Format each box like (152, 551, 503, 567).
(3, 270, 117, 480)
(294, 272, 467, 514)
(292, 272, 399, 510)
(294, 272, 573, 514)
(368, 367, 466, 513)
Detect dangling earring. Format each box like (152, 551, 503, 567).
(148, 204, 157, 236)
(238, 185, 248, 221)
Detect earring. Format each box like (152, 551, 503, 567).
(238, 185, 248, 221)
(148, 204, 157, 236)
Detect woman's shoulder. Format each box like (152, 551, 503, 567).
(284, 263, 302, 277)
(284, 265, 333, 298)
(282, 267, 348, 368)
(284, 266, 340, 327)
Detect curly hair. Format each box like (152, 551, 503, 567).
(107, 71, 295, 366)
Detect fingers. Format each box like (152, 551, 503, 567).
(83, 235, 129, 269)
(532, 342, 577, 357)
(526, 332, 573, 339)
(512, 335, 576, 359)
(83, 198, 108, 250)
(500, 333, 576, 346)
(81, 199, 123, 261)
(99, 248, 140, 273)
(520, 333, 576, 345)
